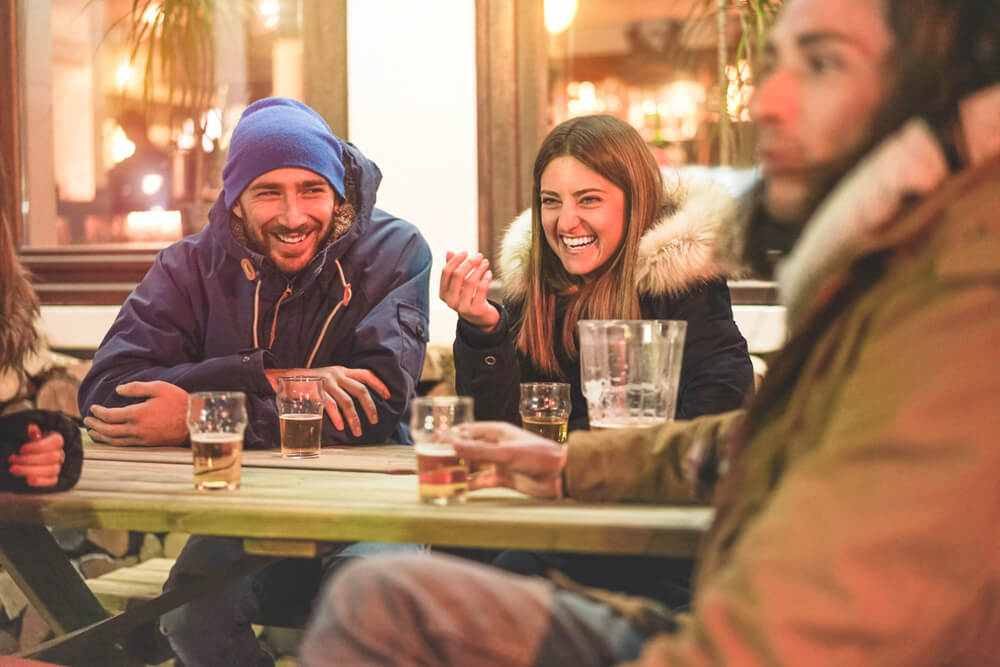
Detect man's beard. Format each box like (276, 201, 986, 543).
(236, 202, 337, 259)
(743, 154, 865, 278)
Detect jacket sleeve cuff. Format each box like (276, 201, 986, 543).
(240, 348, 276, 395)
(456, 300, 510, 348)
(564, 412, 744, 504)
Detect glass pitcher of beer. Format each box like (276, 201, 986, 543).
(578, 320, 686, 431)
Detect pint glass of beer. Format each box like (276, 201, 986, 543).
(276, 376, 325, 459)
(187, 391, 247, 491)
(410, 396, 473, 505)
(519, 382, 570, 443)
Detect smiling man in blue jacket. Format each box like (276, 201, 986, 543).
(80, 97, 430, 449)
(78, 97, 431, 666)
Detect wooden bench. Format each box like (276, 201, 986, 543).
(84, 557, 174, 615)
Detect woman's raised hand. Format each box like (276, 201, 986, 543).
(439, 251, 500, 332)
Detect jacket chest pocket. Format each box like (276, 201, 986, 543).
(397, 302, 430, 377)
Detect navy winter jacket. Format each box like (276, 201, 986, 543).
(79, 143, 432, 448)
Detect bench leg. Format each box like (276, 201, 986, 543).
(1, 523, 278, 666)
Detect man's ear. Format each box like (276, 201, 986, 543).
(232, 201, 243, 220)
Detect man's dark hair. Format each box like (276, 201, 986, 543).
(876, 0, 1000, 164)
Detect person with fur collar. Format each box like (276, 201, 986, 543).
(441, 114, 754, 432)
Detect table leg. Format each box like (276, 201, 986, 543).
(0, 523, 279, 666)
(0, 523, 110, 634)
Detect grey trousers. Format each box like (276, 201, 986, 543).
(299, 552, 646, 667)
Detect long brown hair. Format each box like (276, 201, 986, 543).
(0, 158, 40, 371)
(516, 114, 670, 375)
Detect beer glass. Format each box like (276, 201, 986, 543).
(578, 320, 686, 431)
(519, 382, 570, 443)
(276, 376, 325, 459)
(187, 391, 247, 491)
(410, 396, 474, 505)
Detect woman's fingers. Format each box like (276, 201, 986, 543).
(26, 475, 60, 488)
(17, 432, 64, 456)
(456, 258, 491, 314)
(10, 449, 64, 467)
(441, 253, 487, 311)
(438, 251, 469, 302)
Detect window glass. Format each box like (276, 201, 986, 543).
(18, 0, 305, 248)
(545, 0, 757, 168)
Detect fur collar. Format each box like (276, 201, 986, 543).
(776, 82, 1000, 324)
(498, 171, 746, 301)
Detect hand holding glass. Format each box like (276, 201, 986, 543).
(519, 382, 570, 443)
(187, 391, 247, 491)
(410, 397, 474, 505)
(276, 376, 325, 459)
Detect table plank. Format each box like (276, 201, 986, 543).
(84, 441, 416, 473)
(1, 459, 712, 558)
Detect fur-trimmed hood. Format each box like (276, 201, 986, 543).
(498, 170, 746, 301)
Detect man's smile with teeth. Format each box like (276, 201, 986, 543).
(276, 231, 309, 244)
(562, 235, 596, 249)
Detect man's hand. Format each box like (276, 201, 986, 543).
(446, 421, 568, 498)
(266, 366, 390, 438)
(8, 429, 65, 487)
(84, 380, 190, 446)
(440, 251, 500, 332)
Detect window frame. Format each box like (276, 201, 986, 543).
(6, 0, 347, 306)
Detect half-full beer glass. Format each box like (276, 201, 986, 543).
(519, 382, 570, 443)
(578, 320, 686, 431)
(410, 396, 474, 505)
(187, 391, 247, 491)
(276, 376, 324, 459)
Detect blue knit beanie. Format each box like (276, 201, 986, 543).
(222, 97, 346, 209)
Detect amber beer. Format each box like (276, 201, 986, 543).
(191, 433, 243, 491)
(415, 443, 469, 505)
(280, 413, 322, 459)
(521, 415, 568, 443)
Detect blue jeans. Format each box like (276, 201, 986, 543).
(299, 552, 647, 667)
(160, 535, 423, 667)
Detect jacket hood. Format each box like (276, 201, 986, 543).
(498, 170, 746, 301)
(206, 140, 383, 270)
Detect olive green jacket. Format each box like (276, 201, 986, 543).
(564, 106, 1000, 665)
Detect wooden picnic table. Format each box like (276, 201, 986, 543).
(0, 441, 712, 665)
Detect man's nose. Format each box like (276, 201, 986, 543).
(281, 195, 308, 226)
(750, 68, 796, 125)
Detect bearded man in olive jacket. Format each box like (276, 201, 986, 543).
(299, 1, 1000, 665)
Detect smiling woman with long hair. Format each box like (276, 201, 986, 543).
(441, 114, 753, 432)
(0, 162, 82, 492)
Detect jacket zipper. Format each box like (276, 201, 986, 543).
(268, 285, 293, 350)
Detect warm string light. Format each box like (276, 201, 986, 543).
(725, 60, 754, 121)
(563, 79, 706, 143)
